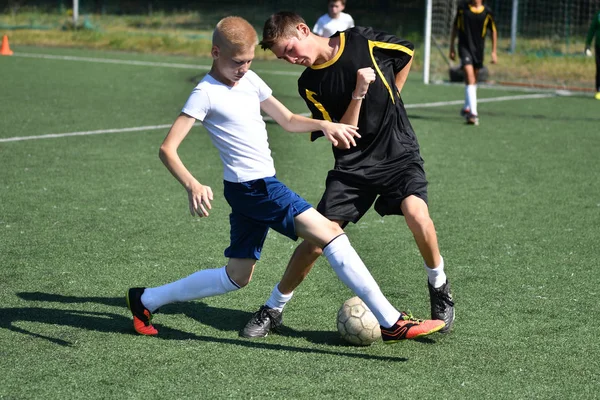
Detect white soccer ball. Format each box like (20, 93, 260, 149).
(337, 296, 381, 346)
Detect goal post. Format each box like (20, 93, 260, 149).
(423, 0, 600, 91)
(423, 0, 460, 85)
(73, 0, 79, 25)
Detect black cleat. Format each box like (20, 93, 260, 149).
(240, 305, 283, 338)
(460, 106, 471, 118)
(466, 113, 479, 126)
(428, 280, 455, 333)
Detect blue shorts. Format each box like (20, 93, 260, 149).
(223, 176, 312, 260)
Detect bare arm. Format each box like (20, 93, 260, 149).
(490, 26, 498, 64)
(395, 56, 413, 94)
(339, 67, 376, 127)
(338, 60, 411, 132)
(260, 96, 360, 149)
(449, 24, 457, 61)
(159, 113, 213, 217)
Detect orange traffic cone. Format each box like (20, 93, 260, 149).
(1, 35, 14, 56)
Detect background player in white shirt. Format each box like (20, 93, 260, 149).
(125, 16, 446, 342)
(313, 0, 355, 38)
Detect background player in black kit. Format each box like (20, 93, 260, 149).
(584, 8, 600, 100)
(240, 11, 454, 339)
(450, 0, 497, 126)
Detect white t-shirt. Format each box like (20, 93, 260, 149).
(312, 12, 355, 38)
(181, 70, 276, 183)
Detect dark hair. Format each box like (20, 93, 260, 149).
(260, 11, 306, 50)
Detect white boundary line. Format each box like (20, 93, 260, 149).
(15, 52, 576, 93)
(1, 124, 172, 143)
(404, 93, 555, 109)
(0, 93, 554, 143)
(14, 52, 301, 76)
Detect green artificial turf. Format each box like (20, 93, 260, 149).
(1, 46, 599, 399)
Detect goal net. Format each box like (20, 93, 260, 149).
(424, 0, 600, 91)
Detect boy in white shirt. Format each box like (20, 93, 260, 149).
(125, 16, 445, 342)
(313, 0, 355, 38)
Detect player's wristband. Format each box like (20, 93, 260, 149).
(351, 92, 366, 100)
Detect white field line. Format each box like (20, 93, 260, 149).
(16, 52, 573, 94)
(0, 93, 554, 143)
(404, 93, 555, 109)
(0, 124, 172, 143)
(14, 52, 300, 76)
(265, 93, 554, 119)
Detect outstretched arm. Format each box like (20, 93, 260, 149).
(260, 96, 360, 149)
(159, 113, 213, 217)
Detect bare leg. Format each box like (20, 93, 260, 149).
(401, 195, 441, 268)
(463, 64, 480, 122)
(463, 64, 477, 85)
(278, 220, 344, 294)
(277, 240, 321, 294)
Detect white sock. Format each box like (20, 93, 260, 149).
(141, 266, 240, 312)
(322, 234, 400, 328)
(425, 256, 446, 288)
(467, 84, 478, 116)
(265, 284, 293, 311)
(464, 85, 469, 110)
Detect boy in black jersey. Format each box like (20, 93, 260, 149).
(584, 9, 600, 100)
(449, 0, 497, 125)
(240, 11, 454, 339)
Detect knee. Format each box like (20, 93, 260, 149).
(405, 208, 433, 231)
(234, 275, 252, 288)
(226, 261, 255, 288)
(297, 238, 324, 258)
(307, 241, 324, 258)
(324, 222, 346, 247)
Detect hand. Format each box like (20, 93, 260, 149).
(449, 48, 456, 61)
(321, 121, 361, 149)
(491, 51, 497, 64)
(353, 67, 376, 98)
(187, 181, 213, 217)
(585, 48, 592, 57)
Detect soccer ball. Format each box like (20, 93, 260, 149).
(337, 296, 381, 346)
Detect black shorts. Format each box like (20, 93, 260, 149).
(316, 154, 428, 224)
(459, 46, 484, 69)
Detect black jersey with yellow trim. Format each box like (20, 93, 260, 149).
(298, 26, 418, 170)
(454, 3, 496, 62)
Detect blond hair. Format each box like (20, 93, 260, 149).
(213, 16, 258, 53)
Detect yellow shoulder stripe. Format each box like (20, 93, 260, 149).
(482, 14, 496, 37)
(304, 89, 332, 122)
(368, 41, 414, 57)
(367, 40, 413, 104)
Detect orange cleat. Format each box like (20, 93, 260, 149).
(126, 287, 158, 336)
(380, 312, 445, 343)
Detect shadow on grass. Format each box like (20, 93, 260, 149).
(9, 292, 411, 361)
